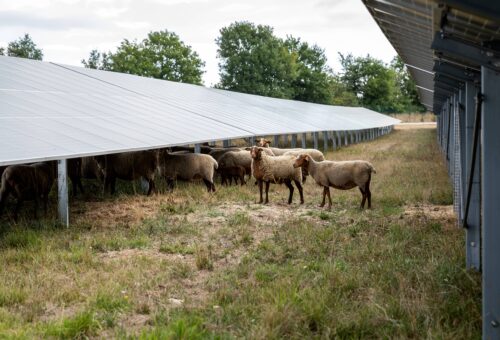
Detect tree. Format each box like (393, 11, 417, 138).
(390, 56, 426, 112)
(285, 36, 333, 104)
(328, 75, 359, 106)
(338, 53, 400, 112)
(2, 34, 43, 60)
(81, 49, 111, 70)
(216, 21, 296, 98)
(82, 30, 205, 84)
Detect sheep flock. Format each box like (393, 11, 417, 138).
(0, 138, 376, 221)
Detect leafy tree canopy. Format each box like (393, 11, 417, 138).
(0, 34, 43, 60)
(82, 30, 205, 85)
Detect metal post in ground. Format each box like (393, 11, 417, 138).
(481, 66, 500, 339)
(58, 159, 69, 227)
(291, 134, 297, 148)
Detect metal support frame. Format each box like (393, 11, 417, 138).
(344, 131, 348, 145)
(223, 140, 230, 148)
(313, 132, 319, 150)
(249, 136, 255, 146)
(302, 133, 307, 148)
(291, 134, 297, 148)
(332, 131, 337, 150)
(194, 143, 201, 153)
(463, 81, 480, 270)
(283, 134, 288, 147)
(481, 66, 500, 339)
(273, 135, 279, 148)
(432, 32, 500, 71)
(57, 159, 69, 227)
(323, 131, 328, 152)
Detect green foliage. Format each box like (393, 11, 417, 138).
(338, 53, 426, 113)
(216, 21, 424, 112)
(82, 30, 205, 84)
(216, 21, 296, 98)
(285, 36, 333, 104)
(1, 34, 43, 60)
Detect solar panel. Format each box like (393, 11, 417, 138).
(0, 56, 400, 166)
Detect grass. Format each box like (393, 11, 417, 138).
(390, 112, 436, 122)
(0, 127, 480, 338)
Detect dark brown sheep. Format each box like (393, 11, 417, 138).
(220, 165, 246, 186)
(96, 151, 158, 195)
(67, 157, 104, 196)
(0, 162, 56, 220)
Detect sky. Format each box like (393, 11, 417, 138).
(0, 0, 397, 86)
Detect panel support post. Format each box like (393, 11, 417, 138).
(301, 133, 307, 148)
(274, 135, 279, 148)
(283, 134, 288, 147)
(464, 81, 480, 270)
(332, 131, 337, 150)
(223, 140, 230, 148)
(57, 159, 69, 227)
(249, 136, 255, 146)
(481, 66, 500, 340)
(194, 143, 201, 153)
(209, 141, 215, 147)
(344, 131, 348, 146)
(323, 131, 328, 152)
(313, 132, 319, 150)
(291, 134, 297, 148)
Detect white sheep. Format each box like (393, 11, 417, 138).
(293, 154, 376, 209)
(250, 146, 304, 205)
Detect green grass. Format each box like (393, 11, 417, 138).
(0, 127, 480, 338)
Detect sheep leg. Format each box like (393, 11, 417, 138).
(320, 187, 326, 207)
(258, 180, 264, 204)
(14, 199, 23, 222)
(265, 181, 270, 204)
(202, 179, 212, 192)
(284, 180, 294, 204)
(326, 187, 332, 209)
(166, 179, 175, 192)
(211, 182, 216, 192)
(359, 187, 367, 209)
(366, 181, 372, 209)
(147, 178, 155, 195)
(294, 180, 304, 204)
(240, 173, 246, 186)
(0, 182, 10, 216)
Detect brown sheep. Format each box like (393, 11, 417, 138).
(220, 165, 246, 186)
(293, 154, 376, 209)
(0, 162, 56, 220)
(250, 146, 304, 205)
(96, 151, 158, 195)
(67, 157, 105, 196)
(158, 151, 218, 192)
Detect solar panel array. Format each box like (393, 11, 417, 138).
(0, 56, 399, 166)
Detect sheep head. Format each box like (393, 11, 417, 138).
(257, 138, 271, 147)
(293, 154, 310, 168)
(250, 146, 263, 160)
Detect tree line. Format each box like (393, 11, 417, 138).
(1, 22, 425, 113)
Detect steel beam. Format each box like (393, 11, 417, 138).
(434, 61, 479, 82)
(440, 0, 500, 22)
(464, 81, 480, 270)
(273, 135, 279, 147)
(481, 66, 500, 339)
(302, 133, 307, 149)
(194, 143, 201, 153)
(57, 159, 69, 227)
(223, 140, 230, 148)
(313, 132, 319, 150)
(323, 131, 328, 152)
(432, 32, 500, 71)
